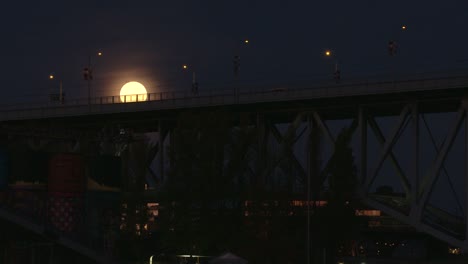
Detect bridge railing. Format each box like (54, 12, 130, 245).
(1, 74, 468, 120)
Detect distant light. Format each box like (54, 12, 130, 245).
(325, 50, 331, 56)
(244, 39, 249, 44)
(49, 75, 54, 80)
(182, 64, 188, 69)
(98, 52, 103, 56)
(176, 255, 210, 258)
(402, 25, 407, 30)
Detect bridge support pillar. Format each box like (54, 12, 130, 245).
(256, 113, 267, 193)
(410, 103, 420, 225)
(159, 121, 165, 184)
(358, 107, 367, 189)
(465, 102, 468, 243)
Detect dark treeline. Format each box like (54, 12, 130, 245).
(119, 111, 362, 263)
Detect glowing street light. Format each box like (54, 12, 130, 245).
(232, 38, 249, 80)
(84, 51, 103, 105)
(401, 25, 407, 30)
(49, 73, 64, 104)
(182, 64, 198, 95)
(324, 49, 340, 82)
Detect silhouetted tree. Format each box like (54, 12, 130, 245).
(159, 112, 315, 262)
(159, 111, 249, 256)
(314, 126, 361, 263)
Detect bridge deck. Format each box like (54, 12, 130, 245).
(1, 75, 468, 121)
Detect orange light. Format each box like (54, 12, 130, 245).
(49, 75, 54, 80)
(402, 25, 407, 30)
(182, 65, 188, 69)
(325, 50, 331, 56)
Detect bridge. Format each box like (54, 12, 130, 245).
(1, 73, 468, 262)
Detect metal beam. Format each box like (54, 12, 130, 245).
(367, 117, 411, 196)
(318, 117, 359, 185)
(358, 107, 367, 186)
(417, 106, 466, 220)
(159, 121, 165, 183)
(144, 128, 168, 187)
(420, 114, 464, 219)
(306, 115, 312, 264)
(465, 107, 468, 245)
(269, 122, 307, 184)
(365, 197, 465, 250)
(256, 113, 267, 191)
(410, 103, 420, 221)
(312, 111, 335, 147)
(366, 104, 411, 191)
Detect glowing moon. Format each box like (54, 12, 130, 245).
(120, 81, 148, 102)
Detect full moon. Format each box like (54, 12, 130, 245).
(120, 81, 148, 102)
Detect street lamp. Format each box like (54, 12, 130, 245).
(324, 49, 340, 82)
(231, 38, 250, 101)
(49, 74, 64, 104)
(182, 64, 198, 95)
(233, 39, 249, 80)
(388, 25, 407, 57)
(83, 51, 103, 105)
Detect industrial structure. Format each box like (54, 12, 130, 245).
(1, 73, 468, 262)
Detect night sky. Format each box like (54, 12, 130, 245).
(1, 0, 468, 104)
(0, 1, 467, 213)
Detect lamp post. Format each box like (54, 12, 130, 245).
(325, 49, 340, 82)
(49, 74, 64, 104)
(84, 51, 103, 105)
(182, 64, 198, 95)
(388, 25, 407, 57)
(233, 39, 249, 80)
(232, 39, 249, 101)
(388, 25, 406, 80)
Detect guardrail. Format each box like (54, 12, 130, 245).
(1, 74, 468, 121)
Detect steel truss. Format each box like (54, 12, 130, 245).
(4, 91, 468, 254)
(206, 100, 468, 250)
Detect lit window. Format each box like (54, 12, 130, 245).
(355, 210, 381, 216)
